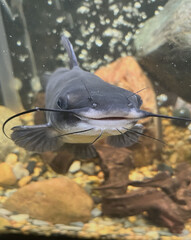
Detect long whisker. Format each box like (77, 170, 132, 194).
(123, 127, 166, 145)
(91, 130, 103, 144)
(2, 107, 76, 138)
(56, 128, 94, 138)
(117, 128, 142, 144)
(127, 87, 148, 100)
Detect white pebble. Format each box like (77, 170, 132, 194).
(0, 208, 12, 216)
(10, 214, 29, 222)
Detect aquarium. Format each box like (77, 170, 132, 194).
(0, 0, 191, 239)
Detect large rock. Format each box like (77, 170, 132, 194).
(133, 0, 191, 102)
(4, 177, 93, 224)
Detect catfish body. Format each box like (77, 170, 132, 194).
(45, 66, 142, 145)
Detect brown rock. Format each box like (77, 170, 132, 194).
(0, 162, 17, 186)
(4, 177, 93, 224)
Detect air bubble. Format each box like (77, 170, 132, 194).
(16, 41, 21, 46)
(134, 2, 141, 9)
(47, 0, 52, 5)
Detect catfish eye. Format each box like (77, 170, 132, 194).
(57, 97, 67, 109)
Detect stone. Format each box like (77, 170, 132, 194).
(0, 106, 26, 161)
(0, 208, 12, 216)
(12, 162, 29, 180)
(0, 217, 11, 230)
(5, 153, 18, 165)
(0, 162, 17, 186)
(10, 213, 29, 222)
(133, 0, 191, 102)
(4, 177, 94, 224)
(26, 161, 36, 174)
(30, 219, 50, 226)
(91, 208, 102, 218)
(70, 221, 84, 227)
(69, 161, 81, 173)
(5, 189, 17, 198)
(55, 224, 82, 231)
(146, 231, 159, 239)
(18, 175, 32, 187)
(81, 162, 96, 175)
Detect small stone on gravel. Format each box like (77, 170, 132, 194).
(91, 208, 102, 218)
(0, 208, 12, 216)
(69, 161, 81, 173)
(10, 214, 29, 222)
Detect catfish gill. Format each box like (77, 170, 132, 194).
(2, 36, 191, 158)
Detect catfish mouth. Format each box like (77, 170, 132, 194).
(89, 117, 128, 121)
(74, 114, 133, 121)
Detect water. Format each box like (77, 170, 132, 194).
(0, 0, 191, 239)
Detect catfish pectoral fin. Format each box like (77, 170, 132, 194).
(63, 143, 98, 159)
(11, 124, 63, 152)
(107, 124, 143, 147)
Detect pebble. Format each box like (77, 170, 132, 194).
(70, 221, 84, 227)
(81, 162, 96, 175)
(124, 221, 133, 228)
(4, 189, 17, 198)
(0, 208, 12, 216)
(134, 218, 147, 226)
(132, 227, 146, 234)
(32, 167, 42, 177)
(91, 208, 102, 218)
(69, 161, 81, 173)
(10, 214, 29, 222)
(158, 230, 173, 236)
(178, 229, 190, 236)
(5, 153, 18, 165)
(146, 230, 160, 239)
(169, 153, 178, 164)
(30, 219, 50, 226)
(12, 163, 29, 180)
(26, 161, 36, 174)
(0, 189, 4, 197)
(55, 224, 82, 231)
(84, 183, 93, 194)
(18, 175, 32, 187)
(128, 216, 137, 223)
(0, 216, 11, 230)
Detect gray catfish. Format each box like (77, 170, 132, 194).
(3, 36, 191, 158)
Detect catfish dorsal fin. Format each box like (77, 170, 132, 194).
(61, 35, 78, 69)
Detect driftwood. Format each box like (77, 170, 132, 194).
(96, 144, 191, 233)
